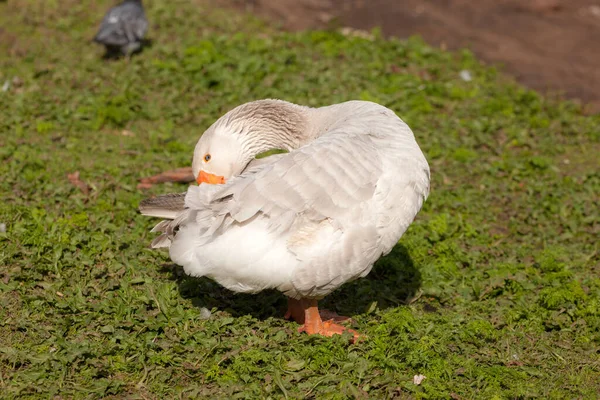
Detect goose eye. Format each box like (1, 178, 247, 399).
(204, 154, 211, 162)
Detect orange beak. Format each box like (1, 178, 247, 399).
(196, 170, 226, 185)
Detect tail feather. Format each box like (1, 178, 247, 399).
(148, 209, 192, 249)
(139, 192, 187, 219)
(139, 192, 192, 249)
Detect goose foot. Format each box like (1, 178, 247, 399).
(318, 309, 352, 322)
(138, 167, 194, 189)
(285, 297, 360, 342)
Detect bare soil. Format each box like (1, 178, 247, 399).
(221, 0, 600, 113)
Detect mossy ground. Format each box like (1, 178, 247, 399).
(1, 1, 599, 398)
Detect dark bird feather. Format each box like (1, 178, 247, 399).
(93, 0, 148, 56)
(139, 192, 187, 220)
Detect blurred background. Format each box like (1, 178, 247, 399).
(221, 0, 600, 114)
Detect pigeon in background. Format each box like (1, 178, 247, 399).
(93, 0, 148, 57)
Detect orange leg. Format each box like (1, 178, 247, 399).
(138, 167, 194, 189)
(285, 297, 360, 342)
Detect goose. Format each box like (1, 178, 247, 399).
(139, 99, 430, 339)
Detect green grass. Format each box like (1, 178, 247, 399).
(1, 1, 599, 398)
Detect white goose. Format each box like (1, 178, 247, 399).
(140, 99, 430, 339)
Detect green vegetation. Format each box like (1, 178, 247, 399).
(1, 1, 599, 398)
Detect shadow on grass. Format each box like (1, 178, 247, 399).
(100, 38, 154, 60)
(160, 243, 421, 320)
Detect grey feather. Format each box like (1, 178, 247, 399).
(140, 154, 285, 248)
(148, 209, 191, 249)
(241, 153, 287, 175)
(139, 192, 186, 219)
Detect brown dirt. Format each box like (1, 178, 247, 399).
(220, 0, 600, 114)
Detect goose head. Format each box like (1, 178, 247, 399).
(191, 100, 312, 185)
(191, 122, 245, 185)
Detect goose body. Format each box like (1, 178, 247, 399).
(140, 99, 430, 338)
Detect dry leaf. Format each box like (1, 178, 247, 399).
(67, 171, 90, 194)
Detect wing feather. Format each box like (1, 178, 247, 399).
(188, 130, 383, 247)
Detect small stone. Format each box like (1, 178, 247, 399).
(459, 70, 473, 82)
(413, 374, 427, 385)
(199, 307, 212, 320)
(0, 223, 6, 233)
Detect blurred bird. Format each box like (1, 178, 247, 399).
(93, 0, 148, 57)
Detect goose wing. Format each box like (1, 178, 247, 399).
(184, 130, 383, 245)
